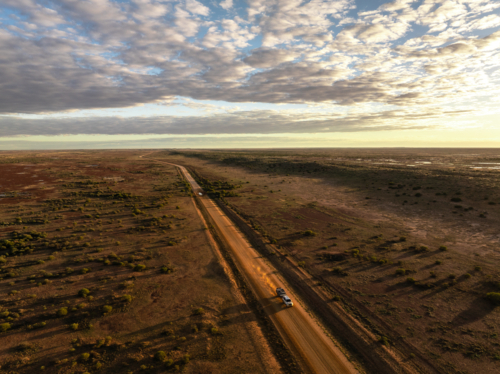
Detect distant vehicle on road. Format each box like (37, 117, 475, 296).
(276, 288, 293, 307)
(198, 192, 203, 196)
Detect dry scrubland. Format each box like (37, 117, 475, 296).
(0, 150, 276, 374)
(160, 148, 500, 374)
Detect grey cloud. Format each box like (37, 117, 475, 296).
(0, 107, 469, 137)
(0, 0, 498, 123)
(243, 48, 299, 68)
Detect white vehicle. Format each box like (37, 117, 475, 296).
(198, 192, 203, 196)
(282, 295, 293, 307)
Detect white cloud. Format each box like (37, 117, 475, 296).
(220, 0, 233, 10)
(185, 0, 210, 16)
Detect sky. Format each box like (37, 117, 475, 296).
(0, 0, 499, 149)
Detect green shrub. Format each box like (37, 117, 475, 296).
(165, 359, 174, 367)
(210, 327, 219, 335)
(81, 352, 90, 361)
(406, 277, 416, 284)
(193, 307, 204, 315)
(122, 295, 133, 303)
(28, 322, 46, 330)
(486, 292, 500, 305)
(475, 266, 482, 271)
(102, 305, 112, 314)
(378, 336, 390, 346)
(57, 307, 68, 317)
(439, 246, 448, 251)
(395, 268, 406, 275)
(155, 351, 167, 361)
(0, 323, 11, 332)
(160, 265, 175, 274)
(70, 323, 78, 330)
(399, 236, 407, 242)
(182, 354, 190, 364)
(464, 273, 471, 279)
(435, 260, 442, 265)
(303, 230, 317, 237)
(297, 261, 306, 268)
(134, 264, 146, 272)
(78, 288, 90, 297)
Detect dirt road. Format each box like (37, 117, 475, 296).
(170, 162, 358, 374)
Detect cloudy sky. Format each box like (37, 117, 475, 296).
(0, 0, 499, 149)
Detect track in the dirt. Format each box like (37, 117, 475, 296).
(167, 161, 358, 374)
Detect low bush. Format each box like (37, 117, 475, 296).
(155, 351, 167, 361)
(303, 230, 317, 237)
(378, 336, 390, 346)
(439, 246, 448, 251)
(160, 265, 175, 274)
(486, 292, 500, 306)
(0, 322, 11, 332)
(193, 307, 204, 315)
(57, 307, 68, 317)
(78, 288, 90, 297)
(122, 295, 133, 303)
(134, 264, 146, 272)
(395, 268, 406, 275)
(102, 305, 112, 314)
